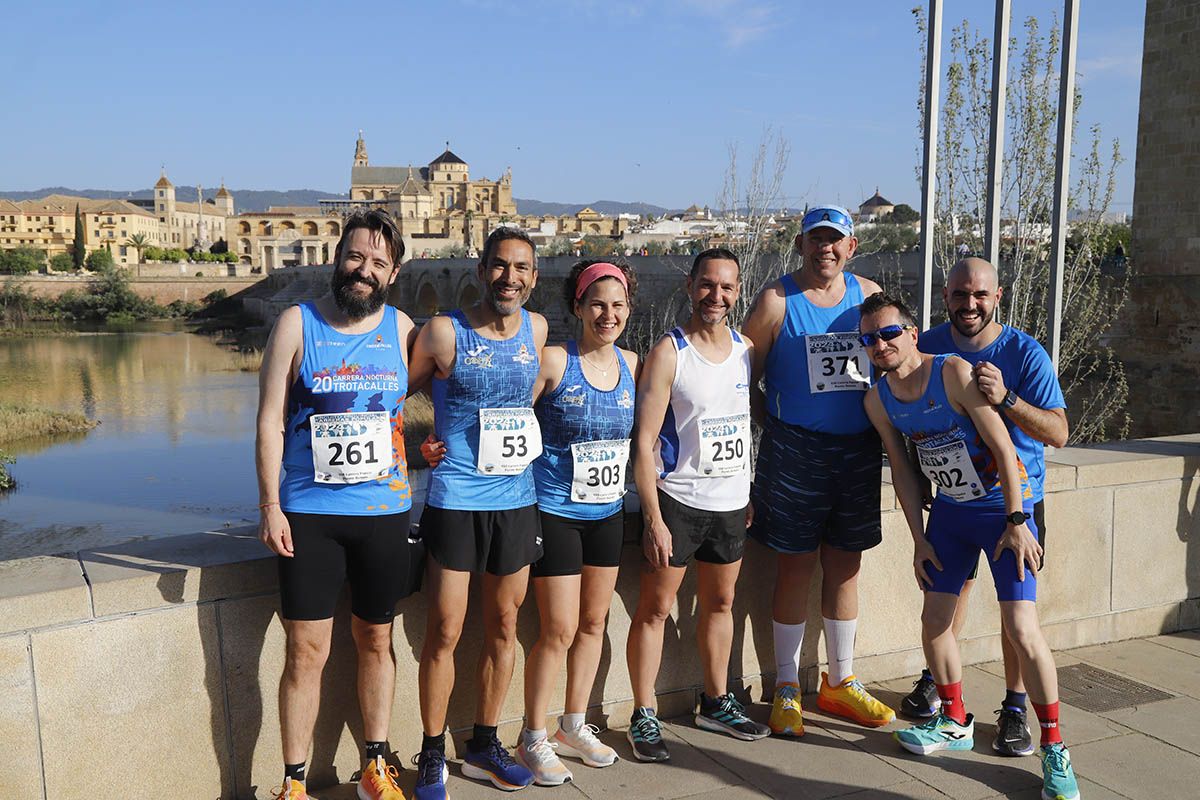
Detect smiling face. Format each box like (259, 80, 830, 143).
(330, 227, 400, 319)
(478, 237, 537, 316)
(575, 277, 629, 346)
(860, 305, 919, 373)
(798, 226, 858, 281)
(687, 257, 740, 326)
(944, 258, 1003, 339)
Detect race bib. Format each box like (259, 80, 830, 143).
(477, 407, 543, 475)
(917, 439, 986, 502)
(570, 439, 630, 504)
(805, 333, 870, 393)
(698, 412, 750, 477)
(310, 411, 392, 484)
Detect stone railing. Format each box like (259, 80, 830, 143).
(2, 434, 1197, 799)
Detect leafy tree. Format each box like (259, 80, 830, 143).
(857, 223, 920, 253)
(124, 233, 149, 263)
(887, 203, 921, 224)
(49, 253, 74, 272)
(72, 204, 86, 270)
(0, 247, 46, 274)
(86, 248, 115, 271)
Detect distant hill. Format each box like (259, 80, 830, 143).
(514, 198, 671, 218)
(0, 187, 347, 213)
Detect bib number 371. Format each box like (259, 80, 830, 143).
(311, 411, 392, 484)
(570, 439, 630, 504)
(698, 412, 750, 477)
(805, 333, 869, 393)
(477, 407, 543, 475)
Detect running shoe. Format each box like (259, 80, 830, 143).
(817, 672, 897, 727)
(462, 734, 534, 791)
(358, 755, 406, 800)
(993, 707, 1035, 756)
(411, 749, 448, 800)
(900, 669, 941, 719)
(554, 722, 619, 767)
(1039, 743, 1080, 800)
(271, 777, 318, 800)
(696, 692, 771, 741)
(514, 731, 573, 786)
(767, 683, 805, 737)
(627, 708, 670, 762)
(894, 713, 975, 755)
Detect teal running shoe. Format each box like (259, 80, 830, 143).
(894, 713, 974, 755)
(1040, 743, 1080, 800)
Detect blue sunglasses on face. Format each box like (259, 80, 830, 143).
(858, 324, 916, 348)
(802, 206, 853, 231)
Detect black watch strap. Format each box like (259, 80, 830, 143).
(1000, 389, 1018, 409)
(1006, 511, 1030, 525)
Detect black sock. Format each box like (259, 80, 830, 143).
(469, 724, 498, 750)
(284, 762, 306, 784)
(1003, 689, 1028, 713)
(422, 732, 446, 754)
(364, 740, 388, 762)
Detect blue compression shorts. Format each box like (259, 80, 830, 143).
(923, 500, 1038, 602)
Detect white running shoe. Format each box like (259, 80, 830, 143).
(554, 722, 619, 767)
(515, 732, 574, 786)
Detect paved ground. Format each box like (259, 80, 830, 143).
(314, 630, 1200, 800)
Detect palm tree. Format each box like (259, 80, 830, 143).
(124, 233, 149, 263)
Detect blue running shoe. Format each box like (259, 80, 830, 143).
(627, 707, 670, 762)
(696, 692, 771, 741)
(412, 749, 448, 800)
(462, 734, 533, 791)
(900, 670, 941, 719)
(1040, 743, 1080, 800)
(894, 713, 975, 755)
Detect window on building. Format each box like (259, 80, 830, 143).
(121, 230, 126, 237)
(119, 246, 127, 256)
(121, 217, 126, 223)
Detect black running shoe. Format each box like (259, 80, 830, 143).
(900, 669, 941, 719)
(696, 693, 771, 741)
(627, 708, 670, 762)
(992, 707, 1035, 756)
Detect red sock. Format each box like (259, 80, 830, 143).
(1032, 701, 1063, 746)
(936, 682, 966, 725)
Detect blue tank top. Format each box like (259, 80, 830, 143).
(764, 272, 872, 434)
(877, 354, 1030, 508)
(427, 309, 539, 511)
(280, 303, 411, 515)
(533, 342, 635, 520)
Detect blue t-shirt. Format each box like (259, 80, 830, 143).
(919, 323, 1066, 502)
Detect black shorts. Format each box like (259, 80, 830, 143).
(279, 510, 416, 624)
(420, 503, 543, 576)
(531, 509, 624, 578)
(966, 499, 1047, 580)
(655, 489, 746, 568)
(749, 415, 883, 554)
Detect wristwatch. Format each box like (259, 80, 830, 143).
(1000, 389, 1018, 409)
(1006, 511, 1031, 525)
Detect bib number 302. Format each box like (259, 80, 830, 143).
(916, 439, 986, 502)
(477, 407, 543, 475)
(310, 411, 392, 484)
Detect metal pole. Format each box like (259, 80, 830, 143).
(1047, 0, 1079, 370)
(918, 0, 943, 331)
(984, 0, 1011, 268)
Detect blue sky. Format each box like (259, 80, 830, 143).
(5, 1, 1143, 212)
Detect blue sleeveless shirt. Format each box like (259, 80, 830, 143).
(533, 342, 635, 520)
(763, 272, 872, 434)
(280, 302, 411, 515)
(427, 309, 539, 511)
(877, 354, 1031, 508)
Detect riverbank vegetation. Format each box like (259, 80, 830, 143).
(0, 404, 97, 490)
(0, 268, 214, 330)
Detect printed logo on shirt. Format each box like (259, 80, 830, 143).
(561, 384, 585, 406)
(512, 343, 536, 365)
(618, 389, 633, 409)
(463, 344, 494, 368)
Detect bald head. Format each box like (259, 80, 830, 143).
(943, 257, 1003, 339)
(947, 257, 999, 292)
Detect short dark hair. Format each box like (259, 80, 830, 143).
(480, 227, 537, 270)
(563, 258, 639, 310)
(333, 209, 405, 270)
(690, 247, 739, 278)
(859, 291, 918, 328)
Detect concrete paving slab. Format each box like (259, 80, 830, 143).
(0, 554, 92, 634)
(1148, 629, 1200, 657)
(1068, 732, 1200, 799)
(987, 774, 1132, 799)
(0, 635, 42, 800)
(835, 781, 948, 799)
(1068, 637, 1200, 699)
(1102, 695, 1200, 756)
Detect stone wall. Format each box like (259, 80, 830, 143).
(4, 274, 263, 305)
(1116, 0, 1200, 436)
(2, 434, 1198, 799)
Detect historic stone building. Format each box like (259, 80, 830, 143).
(229, 209, 342, 270)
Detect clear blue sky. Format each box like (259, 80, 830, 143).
(5, 0, 1143, 212)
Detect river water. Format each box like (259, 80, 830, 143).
(0, 324, 427, 561)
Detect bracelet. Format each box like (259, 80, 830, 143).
(258, 501, 280, 509)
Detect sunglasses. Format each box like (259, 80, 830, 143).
(858, 324, 916, 348)
(802, 206, 853, 231)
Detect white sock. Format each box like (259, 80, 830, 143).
(522, 727, 547, 746)
(558, 712, 586, 733)
(773, 620, 806, 685)
(823, 617, 857, 685)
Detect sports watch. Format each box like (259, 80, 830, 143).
(1000, 389, 1018, 409)
(1006, 511, 1031, 525)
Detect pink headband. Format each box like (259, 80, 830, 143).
(574, 262, 628, 301)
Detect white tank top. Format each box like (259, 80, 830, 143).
(655, 326, 752, 512)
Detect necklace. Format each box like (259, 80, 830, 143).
(580, 348, 618, 377)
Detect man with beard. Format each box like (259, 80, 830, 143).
(406, 227, 547, 797)
(256, 209, 415, 800)
(741, 205, 894, 738)
(625, 249, 769, 763)
(899, 257, 1067, 759)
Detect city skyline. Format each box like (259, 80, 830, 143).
(5, 1, 1144, 213)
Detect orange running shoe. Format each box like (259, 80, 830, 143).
(271, 777, 318, 800)
(358, 755, 407, 800)
(817, 672, 896, 727)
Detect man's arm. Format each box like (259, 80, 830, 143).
(740, 281, 785, 426)
(633, 335, 677, 570)
(407, 315, 456, 396)
(255, 306, 302, 557)
(973, 360, 1069, 447)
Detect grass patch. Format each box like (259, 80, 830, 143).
(0, 404, 97, 446)
(232, 350, 263, 372)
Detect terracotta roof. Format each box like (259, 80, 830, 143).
(430, 148, 467, 166)
(860, 190, 893, 208)
(215, 184, 231, 198)
(155, 174, 173, 189)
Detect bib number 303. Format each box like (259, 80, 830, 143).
(698, 412, 750, 477)
(570, 439, 630, 504)
(310, 411, 392, 484)
(477, 407, 543, 475)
